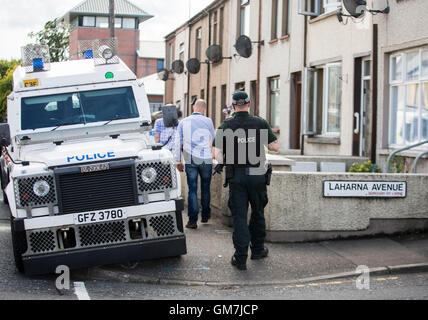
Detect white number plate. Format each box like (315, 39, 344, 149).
(74, 208, 127, 225)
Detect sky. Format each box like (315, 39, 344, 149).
(0, 0, 213, 60)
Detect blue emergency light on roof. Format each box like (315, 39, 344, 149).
(33, 58, 44, 71)
(84, 50, 94, 59)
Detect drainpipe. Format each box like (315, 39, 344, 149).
(206, 11, 212, 117)
(255, 0, 262, 116)
(300, 15, 308, 156)
(371, 24, 378, 163)
(187, 23, 192, 116)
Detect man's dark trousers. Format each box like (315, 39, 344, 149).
(228, 168, 268, 264)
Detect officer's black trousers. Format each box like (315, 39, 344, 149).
(228, 169, 268, 264)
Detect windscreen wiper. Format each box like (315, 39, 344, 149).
(51, 122, 81, 131)
(103, 117, 131, 126)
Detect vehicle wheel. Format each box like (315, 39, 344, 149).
(10, 217, 27, 273)
(1, 160, 9, 205)
(3, 190, 8, 205)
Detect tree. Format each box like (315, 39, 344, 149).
(28, 18, 70, 62)
(0, 60, 19, 121)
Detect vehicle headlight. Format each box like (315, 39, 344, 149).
(33, 180, 50, 197)
(141, 168, 157, 184)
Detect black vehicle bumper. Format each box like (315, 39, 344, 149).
(22, 235, 187, 275)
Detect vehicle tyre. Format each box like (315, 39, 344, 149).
(10, 216, 27, 274)
(3, 190, 8, 205)
(1, 159, 9, 205)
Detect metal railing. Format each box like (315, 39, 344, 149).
(386, 140, 428, 173)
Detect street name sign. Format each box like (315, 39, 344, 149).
(323, 181, 407, 198)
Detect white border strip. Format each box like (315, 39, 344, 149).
(73, 282, 91, 300)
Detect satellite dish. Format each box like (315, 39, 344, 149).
(186, 58, 201, 74)
(343, 0, 367, 18)
(206, 45, 223, 63)
(171, 60, 184, 74)
(235, 35, 253, 59)
(157, 69, 169, 81)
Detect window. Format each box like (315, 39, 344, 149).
(269, 77, 281, 128)
(179, 43, 185, 62)
(282, 0, 290, 36)
(219, 7, 224, 47)
(122, 18, 136, 29)
(195, 28, 202, 60)
(82, 16, 96, 27)
(303, 63, 342, 135)
(239, 0, 250, 37)
(213, 11, 218, 45)
(298, 0, 340, 16)
(114, 18, 122, 28)
(235, 82, 245, 92)
(201, 89, 205, 100)
(323, 0, 341, 13)
(389, 48, 428, 147)
(96, 17, 109, 28)
(21, 87, 139, 130)
(324, 64, 342, 133)
(271, 0, 290, 40)
(211, 87, 217, 125)
(157, 60, 164, 72)
(221, 85, 227, 120)
(168, 43, 174, 69)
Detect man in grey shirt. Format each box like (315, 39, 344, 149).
(174, 100, 215, 229)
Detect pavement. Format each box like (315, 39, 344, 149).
(73, 214, 428, 287)
(1, 196, 428, 287)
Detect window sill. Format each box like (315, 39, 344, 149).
(306, 136, 340, 145)
(268, 39, 279, 45)
(308, 8, 341, 24)
(279, 34, 290, 41)
(378, 148, 428, 158)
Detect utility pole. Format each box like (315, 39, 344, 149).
(109, 0, 115, 38)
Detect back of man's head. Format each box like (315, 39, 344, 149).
(193, 99, 207, 113)
(232, 91, 251, 111)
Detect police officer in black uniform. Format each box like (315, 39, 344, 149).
(212, 91, 279, 270)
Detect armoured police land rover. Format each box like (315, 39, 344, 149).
(0, 41, 186, 275)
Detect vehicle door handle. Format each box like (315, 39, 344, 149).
(354, 113, 360, 134)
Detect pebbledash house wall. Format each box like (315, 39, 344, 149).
(375, 0, 428, 173)
(69, 27, 159, 79)
(259, 0, 305, 153)
(302, 5, 373, 157)
(164, 0, 231, 128)
(165, 25, 189, 115)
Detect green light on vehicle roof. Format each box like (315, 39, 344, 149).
(105, 72, 114, 79)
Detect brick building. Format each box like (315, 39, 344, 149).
(61, 0, 163, 78)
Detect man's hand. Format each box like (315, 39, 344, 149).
(213, 164, 224, 176)
(268, 140, 280, 152)
(176, 162, 184, 172)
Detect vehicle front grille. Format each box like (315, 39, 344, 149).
(149, 214, 176, 238)
(15, 175, 57, 208)
(24, 212, 183, 256)
(78, 221, 127, 247)
(136, 161, 176, 193)
(28, 230, 56, 253)
(57, 165, 137, 214)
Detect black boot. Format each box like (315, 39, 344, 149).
(251, 247, 269, 260)
(231, 256, 247, 271)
